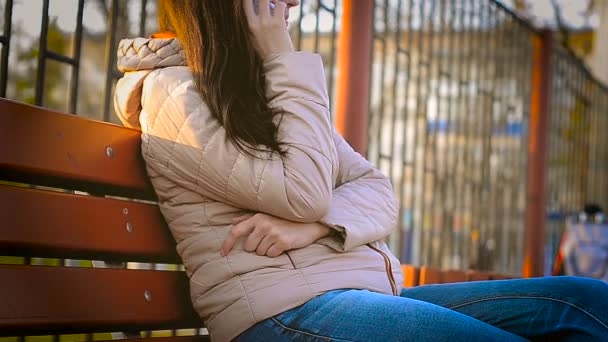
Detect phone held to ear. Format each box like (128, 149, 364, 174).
(253, 0, 275, 14)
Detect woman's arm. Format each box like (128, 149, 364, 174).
(221, 213, 331, 257)
(143, 51, 337, 222)
(219, 130, 398, 258)
(316, 130, 399, 252)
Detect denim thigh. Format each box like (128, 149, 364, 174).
(400, 276, 608, 341)
(236, 289, 528, 342)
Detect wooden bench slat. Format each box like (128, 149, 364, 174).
(0, 98, 153, 199)
(0, 265, 201, 336)
(101, 337, 209, 342)
(419, 266, 442, 285)
(401, 265, 420, 287)
(467, 271, 492, 281)
(490, 273, 514, 280)
(440, 270, 467, 283)
(0, 184, 179, 263)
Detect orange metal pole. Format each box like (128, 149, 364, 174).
(524, 30, 553, 278)
(334, 0, 374, 156)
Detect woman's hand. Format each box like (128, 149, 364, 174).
(221, 213, 331, 257)
(243, 0, 294, 59)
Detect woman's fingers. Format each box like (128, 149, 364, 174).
(232, 214, 253, 225)
(243, 226, 265, 252)
(243, 0, 255, 22)
(243, 0, 294, 58)
(255, 234, 275, 256)
(267, 244, 285, 258)
(258, 0, 271, 19)
(221, 218, 256, 256)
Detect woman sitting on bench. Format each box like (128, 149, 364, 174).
(113, 0, 608, 341)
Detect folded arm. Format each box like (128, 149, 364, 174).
(317, 131, 399, 252)
(144, 52, 337, 222)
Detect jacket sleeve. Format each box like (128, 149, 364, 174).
(316, 130, 399, 252)
(143, 52, 337, 222)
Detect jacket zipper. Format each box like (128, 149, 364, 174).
(367, 243, 398, 295)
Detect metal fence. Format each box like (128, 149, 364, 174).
(0, 0, 339, 123)
(1, 0, 607, 280)
(368, 0, 537, 275)
(545, 45, 608, 272)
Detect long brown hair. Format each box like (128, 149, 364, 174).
(158, 0, 284, 156)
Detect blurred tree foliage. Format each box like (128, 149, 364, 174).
(11, 17, 68, 109)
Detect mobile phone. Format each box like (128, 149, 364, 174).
(253, 0, 275, 14)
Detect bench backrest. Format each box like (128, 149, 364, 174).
(0, 98, 201, 336)
(0, 98, 515, 337)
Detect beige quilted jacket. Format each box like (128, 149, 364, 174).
(114, 37, 404, 342)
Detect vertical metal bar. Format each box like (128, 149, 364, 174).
(414, 0, 426, 265)
(452, 0, 467, 270)
(524, 30, 552, 278)
(389, 0, 402, 184)
(375, 0, 388, 166)
(564, 53, 574, 213)
(69, 0, 85, 114)
(296, 0, 305, 50)
(571, 61, 580, 212)
(597, 91, 608, 208)
(502, 9, 515, 273)
(334, 0, 374, 155)
(579, 67, 590, 209)
(435, 0, 450, 269)
(484, 0, 498, 271)
(518, 22, 534, 275)
(140, 0, 148, 37)
(0, 0, 13, 98)
(103, 0, 119, 122)
(418, 0, 433, 266)
(568, 64, 578, 211)
(479, 0, 489, 270)
(567, 64, 575, 212)
(443, 0, 457, 269)
(368, 0, 389, 167)
(558, 54, 567, 213)
(469, 0, 484, 270)
(420, 0, 432, 266)
(326, 0, 338, 112)
(592, 87, 605, 208)
(408, 0, 426, 266)
(367, 1, 378, 164)
(398, 0, 415, 263)
(460, 0, 478, 267)
(496, 3, 510, 274)
(313, 0, 321, 53)
(588, 86, 597, 205)
(35, 0, 50, 106)
(433, 0, 447, 267)
(575, 67, 584, 210)
(425, 0, 440, 267)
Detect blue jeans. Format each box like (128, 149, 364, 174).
(236, 276, 608, 341)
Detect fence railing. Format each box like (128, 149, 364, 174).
(1, 0, 607, 278)
(545, 44, 608, 273)
(368, 0, 537, 275)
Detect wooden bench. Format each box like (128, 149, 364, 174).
(0, 98, 206, 341)
(0, 98, 512, 340)
(400, 265, 513, 287)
